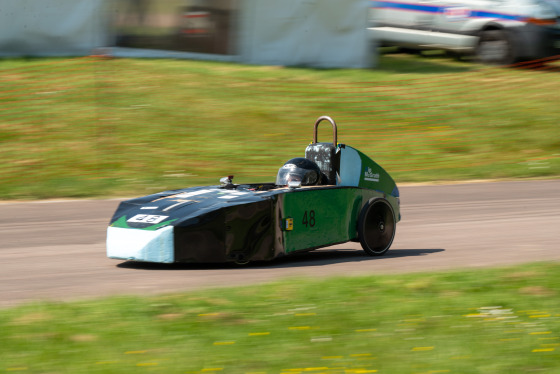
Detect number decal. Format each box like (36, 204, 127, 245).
(127, 214, 169, 224)
(302, 210, 316, 228)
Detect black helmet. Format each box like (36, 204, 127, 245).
(276, 158, 322, 186)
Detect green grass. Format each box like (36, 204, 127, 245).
(1, 262, 559, 373)
(1, 53, 560, 199)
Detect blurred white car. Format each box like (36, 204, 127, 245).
(369, 0, 560, 64)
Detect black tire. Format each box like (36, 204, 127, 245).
(476, 29, 515, 65)
(357, 198, 396, 256)
(233, 253, 250, 266)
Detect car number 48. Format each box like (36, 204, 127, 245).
(302, 210, 316, 228)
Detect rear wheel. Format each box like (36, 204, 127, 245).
(357, 198, 396, 256)
(476, 29, 515, 65)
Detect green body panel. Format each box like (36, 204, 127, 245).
(338, 145, 398, 197)
(281, 187, 383, 253)
(354, 148, 396, 195)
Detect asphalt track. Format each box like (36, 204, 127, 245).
(1, 180, 559, 308)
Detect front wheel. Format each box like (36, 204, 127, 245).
(357, 198, 396, 256)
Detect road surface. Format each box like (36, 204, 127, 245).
(1, 180, 559, 308)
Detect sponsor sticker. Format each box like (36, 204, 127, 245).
(364, 167, 380, 182)
(127, 215, 169, 224)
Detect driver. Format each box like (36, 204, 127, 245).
(276, 158, 322, 186)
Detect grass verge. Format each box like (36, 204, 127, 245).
(1, 53, 560, 199)
(1, 261, 559, 373)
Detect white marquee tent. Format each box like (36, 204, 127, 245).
(0, 0, 109, 57)
(0, 0, 373, 68)
(240, 0, 372, 68)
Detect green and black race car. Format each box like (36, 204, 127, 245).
(107, 116, 401, 264)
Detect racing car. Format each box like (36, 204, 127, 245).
(106, 116, 401, 264)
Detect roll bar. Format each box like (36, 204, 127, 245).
(313, 116, 337, 147)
